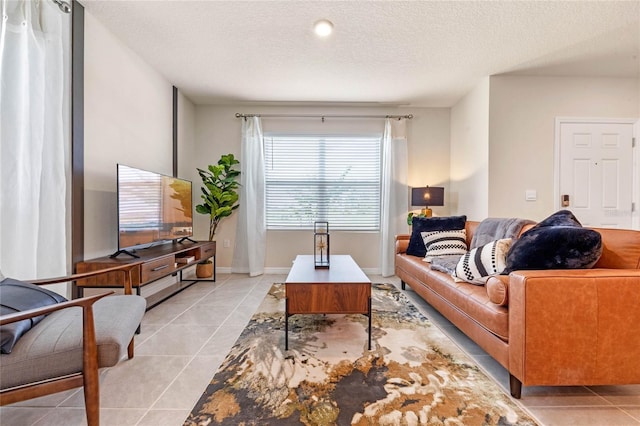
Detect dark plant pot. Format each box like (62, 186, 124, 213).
(196, 262, 213, 278)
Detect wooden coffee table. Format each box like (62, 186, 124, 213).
(284, 255, 372, 350)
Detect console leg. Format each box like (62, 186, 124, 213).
(401, 280, 406, 290)
(509, 374, 522, 399)
(285, 297, 289, 350)
(368, 296, 372, 350)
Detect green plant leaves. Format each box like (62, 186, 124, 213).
(195, 154, 241, 240)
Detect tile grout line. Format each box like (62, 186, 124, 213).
(131, 278, 229, 426)
(135, 277, 264, 425)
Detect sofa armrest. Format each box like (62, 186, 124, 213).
(395, 234, 410, 254)
(508, 268, 640, 387)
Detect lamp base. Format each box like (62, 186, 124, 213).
(421, 207, 433, 217)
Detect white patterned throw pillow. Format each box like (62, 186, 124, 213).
(454, 238, 512, 285)
(421, 229, 468, 262)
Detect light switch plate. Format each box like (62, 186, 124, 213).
(525, 190, 537, 201)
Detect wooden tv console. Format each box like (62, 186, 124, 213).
(75, 241, 216, 303)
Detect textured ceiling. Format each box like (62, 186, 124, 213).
(81, 0, 640, 107)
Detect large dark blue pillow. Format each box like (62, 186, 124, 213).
(0, 278, 68, 354)
(503, 210, 602, 274)
(534, 209, 582, 227)
(406, 215, 467, 257)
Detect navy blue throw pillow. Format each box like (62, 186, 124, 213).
(534, 209, 582, 228)
(0, 278, 68, 354)
(503, 210, 602, 274)
(406, 215, 467, 257)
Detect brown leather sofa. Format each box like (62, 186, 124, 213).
(395, 220, 640, 398)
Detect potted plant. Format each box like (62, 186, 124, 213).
(407, 211, 427, 226)
(194, 153, 241, 277)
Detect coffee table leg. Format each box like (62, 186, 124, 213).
(285, 297, 289, 350)
(368, 296, 372, 350)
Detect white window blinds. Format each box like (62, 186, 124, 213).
(264, 134, 382, 231)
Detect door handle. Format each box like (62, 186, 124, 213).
(561, 194, 570, 207)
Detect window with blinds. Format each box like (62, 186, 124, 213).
(264, 134, 382, 231)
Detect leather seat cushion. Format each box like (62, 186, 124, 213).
(396, 253, 508, 340)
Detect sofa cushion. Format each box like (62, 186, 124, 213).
(454, 239, 512, 285)
(395, 253, 509, 341)
(503, 210, 602, 274)
(421, 229, 467, 261)
(0, 278, 68, 354)
(406, 215, 467, 257)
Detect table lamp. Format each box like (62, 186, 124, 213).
(411, 186, 444, 217)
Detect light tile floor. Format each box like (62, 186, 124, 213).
(2, 273, 640, 425)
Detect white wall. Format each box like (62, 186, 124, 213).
(193, 105, 450, 271)
(407, 108, 451, 218)
(488, 75, 639, 221)
(83, 11, 173, 259)
(449, 77, 490, 221)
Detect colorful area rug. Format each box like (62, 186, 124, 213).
(185, 283, 537, 425)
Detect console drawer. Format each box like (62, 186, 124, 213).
(141, 256, 175, 282)
(200, 242, 216, 259)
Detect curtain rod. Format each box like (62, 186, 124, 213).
(235, 113, 413, 120)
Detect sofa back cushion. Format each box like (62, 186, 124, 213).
(593, 227, 640, 269)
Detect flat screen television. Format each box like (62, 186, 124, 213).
(112, 164, 193, 258)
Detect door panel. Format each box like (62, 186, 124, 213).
(559, 122, 633, 228)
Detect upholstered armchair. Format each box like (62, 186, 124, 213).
(0, 264, 146, 426)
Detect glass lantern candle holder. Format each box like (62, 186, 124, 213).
(314, 221, 330, 269)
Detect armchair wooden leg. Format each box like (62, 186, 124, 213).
(127, 338, 134, 359)
(82, 306, 101, 426)
(83, 369, 100, 426)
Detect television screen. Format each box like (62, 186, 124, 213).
(117, 164, 193, 250)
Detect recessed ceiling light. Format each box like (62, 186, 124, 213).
(314, 19, 333, 37)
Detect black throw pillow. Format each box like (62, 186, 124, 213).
(0, 278, 68, 354)
(534, 209, 582, 227)
(406, 215, 467, 257)
(503, 210, 602, 274)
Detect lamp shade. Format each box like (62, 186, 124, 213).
(411, 187, 444, 207)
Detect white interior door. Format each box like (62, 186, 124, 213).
(558, 121, 634, 228)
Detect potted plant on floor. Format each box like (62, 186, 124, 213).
(195, 153, 241, 278)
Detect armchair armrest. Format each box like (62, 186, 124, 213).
(0, 292, 113, 326)
(0, 291, 113, 407)
(0, 264, 146, 419)
(29, 263, 142, 295)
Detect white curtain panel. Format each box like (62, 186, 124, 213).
(0, 0, 69, 279)
(232, 116, 266, 276)
(380, 118, 408, 277)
